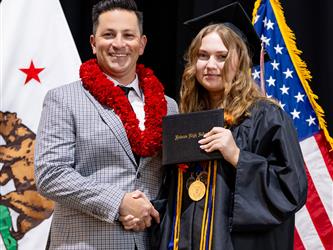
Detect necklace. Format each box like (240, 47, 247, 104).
(80, 59, 167, 157)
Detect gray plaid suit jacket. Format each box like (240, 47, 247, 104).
(34, 81, 178, 250)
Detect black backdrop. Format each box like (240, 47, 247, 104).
(59, 0, 333, 136)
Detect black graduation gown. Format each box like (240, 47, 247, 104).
(152, 101, 308, 250)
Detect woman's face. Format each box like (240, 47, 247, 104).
(195, 32, 237, 94)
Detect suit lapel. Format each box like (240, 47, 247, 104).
(81, 85, 137, 166)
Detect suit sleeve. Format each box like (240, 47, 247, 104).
(231, 105, 308, 231)
(165, 96, 179, 115)
(34, 89, 125, 223)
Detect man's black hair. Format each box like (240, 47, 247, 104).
(92, 0, 143, 34)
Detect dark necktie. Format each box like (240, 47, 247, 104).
(118, 85, 134, 97)
(118, 85, 140, 166)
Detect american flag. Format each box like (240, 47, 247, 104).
(252, 0, 333, 249)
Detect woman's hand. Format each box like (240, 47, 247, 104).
(119, 214, 144, 231)
(198, 127, 240, 167)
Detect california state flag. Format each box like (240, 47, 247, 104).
(0, 0, 81, 249)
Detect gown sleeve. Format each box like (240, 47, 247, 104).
(231, 102, 308, 231)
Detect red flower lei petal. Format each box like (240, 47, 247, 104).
(80, 59, 167, 157)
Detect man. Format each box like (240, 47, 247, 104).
(34, 0, 178, 249)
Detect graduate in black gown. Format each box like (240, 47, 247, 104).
(152, 2, 308, 250)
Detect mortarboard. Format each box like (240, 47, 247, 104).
(183, 2, 270, 65)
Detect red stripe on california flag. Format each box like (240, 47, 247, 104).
(314, 130, 333, 180)
(304, 163, 333, 249)
(294, 228, 305, 250)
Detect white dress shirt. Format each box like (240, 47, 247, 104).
(110, 75, 145, 130)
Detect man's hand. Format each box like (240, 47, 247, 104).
(119, 190, 160, 231)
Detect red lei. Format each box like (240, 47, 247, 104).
(80, 59, 167, 157)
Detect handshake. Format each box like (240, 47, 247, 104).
(119, 190, 160, 231)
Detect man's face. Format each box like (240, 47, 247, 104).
(90, 9, 147, 83)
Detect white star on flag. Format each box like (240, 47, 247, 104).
(252, 69, 260, 79)
(271, 60, 279, 70)
(260, 34, 271, 46)
(263, 17, 268, 26)
(280, 84, 290, 95)
(283, 68, 294, 79)
(278, 101, 286, 110)
(291, 109, 301, 119)
(294, 92, 305, 102)
(266, 76, 276, 86)
(274, 44, 283, 54)
(306, 115, 316, 126)
(266, 19, 274, 30)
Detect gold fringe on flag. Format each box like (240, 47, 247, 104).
(252, 0, 333, 150)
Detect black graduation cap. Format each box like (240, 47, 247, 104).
(183, 2, 270, 65)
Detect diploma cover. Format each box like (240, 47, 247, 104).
(162, 109, 224, 165)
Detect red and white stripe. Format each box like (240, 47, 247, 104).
(295, 130, 333, 250)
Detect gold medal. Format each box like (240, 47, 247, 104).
(188, 180, 206, 201)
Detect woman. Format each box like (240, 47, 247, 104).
(155, 9, 308, 250)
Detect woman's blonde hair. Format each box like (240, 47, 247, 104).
(179, 23, 270, 124)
